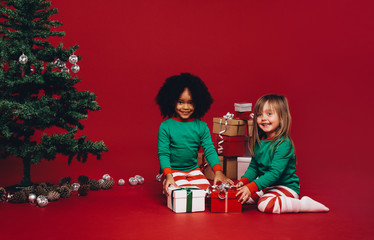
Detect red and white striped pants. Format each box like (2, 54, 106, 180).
(170, 168, 211, 190)
(247, 185, 300, 214)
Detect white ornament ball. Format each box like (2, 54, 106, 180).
(103, 174, 111, 180)
(28, 193, 37, 203)
(19, 53, 28, 64)
(36, 195, 48, 207)
(71, 183, 80, 192)
(155, 173, 162, 182)
(118, 179, 125, 186)
(61, 66, 69, 73)
(55, 59, 65, 69)
(129, 177, 138, 186)
(71, 64, 80, 73)
(134, 175, 144, 184)
(6, 193, 14, 201)
(98, 179, 105, 185)
(69, 54, 78, 64)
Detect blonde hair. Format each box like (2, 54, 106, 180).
(250, 94, 294, 157)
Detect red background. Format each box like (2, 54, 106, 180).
(1, 0, 373, 229)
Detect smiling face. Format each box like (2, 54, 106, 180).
(256, 101, 280, 139)
(174, 88, 195, 121)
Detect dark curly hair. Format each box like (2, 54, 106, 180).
(155, 73, 214, 119)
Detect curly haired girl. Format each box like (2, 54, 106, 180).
(156, 73, 233, 195)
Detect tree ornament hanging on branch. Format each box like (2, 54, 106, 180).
(69, 54, 78, 64)
(19, 53, 28, 64)
(71, 64, 80, 73)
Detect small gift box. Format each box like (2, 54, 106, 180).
(167, 186, 206, 213)
(198, 153, 224, 180)
(237, 157, 252, 180)
(234, 102, 252, 112)
(216, 135, 245, 157)
(213, 117, 246, 136)
(210, 185, 242, 213)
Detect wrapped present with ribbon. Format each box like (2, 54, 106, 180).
(213, 113, 246, 137)
(167, 186, 206, 213)
(210, 184, 242, 213)
(234, 102, 253, 120)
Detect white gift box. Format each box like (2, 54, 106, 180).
(234, 102, 252, 112)
(167, 186, 206, 213)
(237, 157, 252, 180)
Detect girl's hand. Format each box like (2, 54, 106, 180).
(213, 171, 234, 186)
(236, 185, 251, 204)
(236, 181, 244, 188)
(164, 173, 178, 196)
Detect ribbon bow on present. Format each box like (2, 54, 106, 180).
(217, 112, 234, 154)
(211, 183, 234, 200)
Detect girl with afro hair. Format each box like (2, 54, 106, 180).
(156, 73, 233, 195)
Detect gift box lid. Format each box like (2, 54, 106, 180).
(237, 157, 252, 163)
(169, 186, 206, 199)
(213, 117, 246, 126)
(234, 103, 252, 112)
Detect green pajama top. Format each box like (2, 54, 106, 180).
(158, 118, 221, 173)
(242, 137, 300, 195)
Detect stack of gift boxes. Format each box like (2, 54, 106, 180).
(167, 103, 254, 214)
(211, 102, 253, 180)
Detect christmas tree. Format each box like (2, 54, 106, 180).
(0, 0, 108, 189)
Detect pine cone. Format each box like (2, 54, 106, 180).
(59, 176, 71, 186)
(9, 191, 27, 203)
(88, 179, 101, 191)
(101, 179, 115, 190)
(78, 185, 90, 196)
(47, 191, 60, 201)
(40, 182, 55, 192)
(78, 175, 89, 185)
(34, 185, 48, 196)
(58, 185, 72, 198)
(0, 187, 6, 201)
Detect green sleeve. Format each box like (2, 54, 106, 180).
(254, 140, 293, 190)
(200, 123, 221, 168)
(158, 122, 171, 171)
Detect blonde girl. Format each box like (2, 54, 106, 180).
(236, 94, 329, 213)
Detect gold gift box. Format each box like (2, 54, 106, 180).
(213, 118, 246, 136)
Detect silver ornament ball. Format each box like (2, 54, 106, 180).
(118, 179, 125, 186)
(55, 59, 66, 69)
(69, 55, 78, 64)
(134, 175, 144, 184)
(61, 66, 69, 73)
(156, 173, 162, 182)
(28, 193, 37, 203)
(6, 193, 14, 201)
(19, 53, 28, 64)
(71, 64, 80, 73)
(98, 179, 105, 185)
(36, 195, 48, 207)
(103, 174, 111, 180)
(129, 177, 138, 186)
(71, 183, 80, 192)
